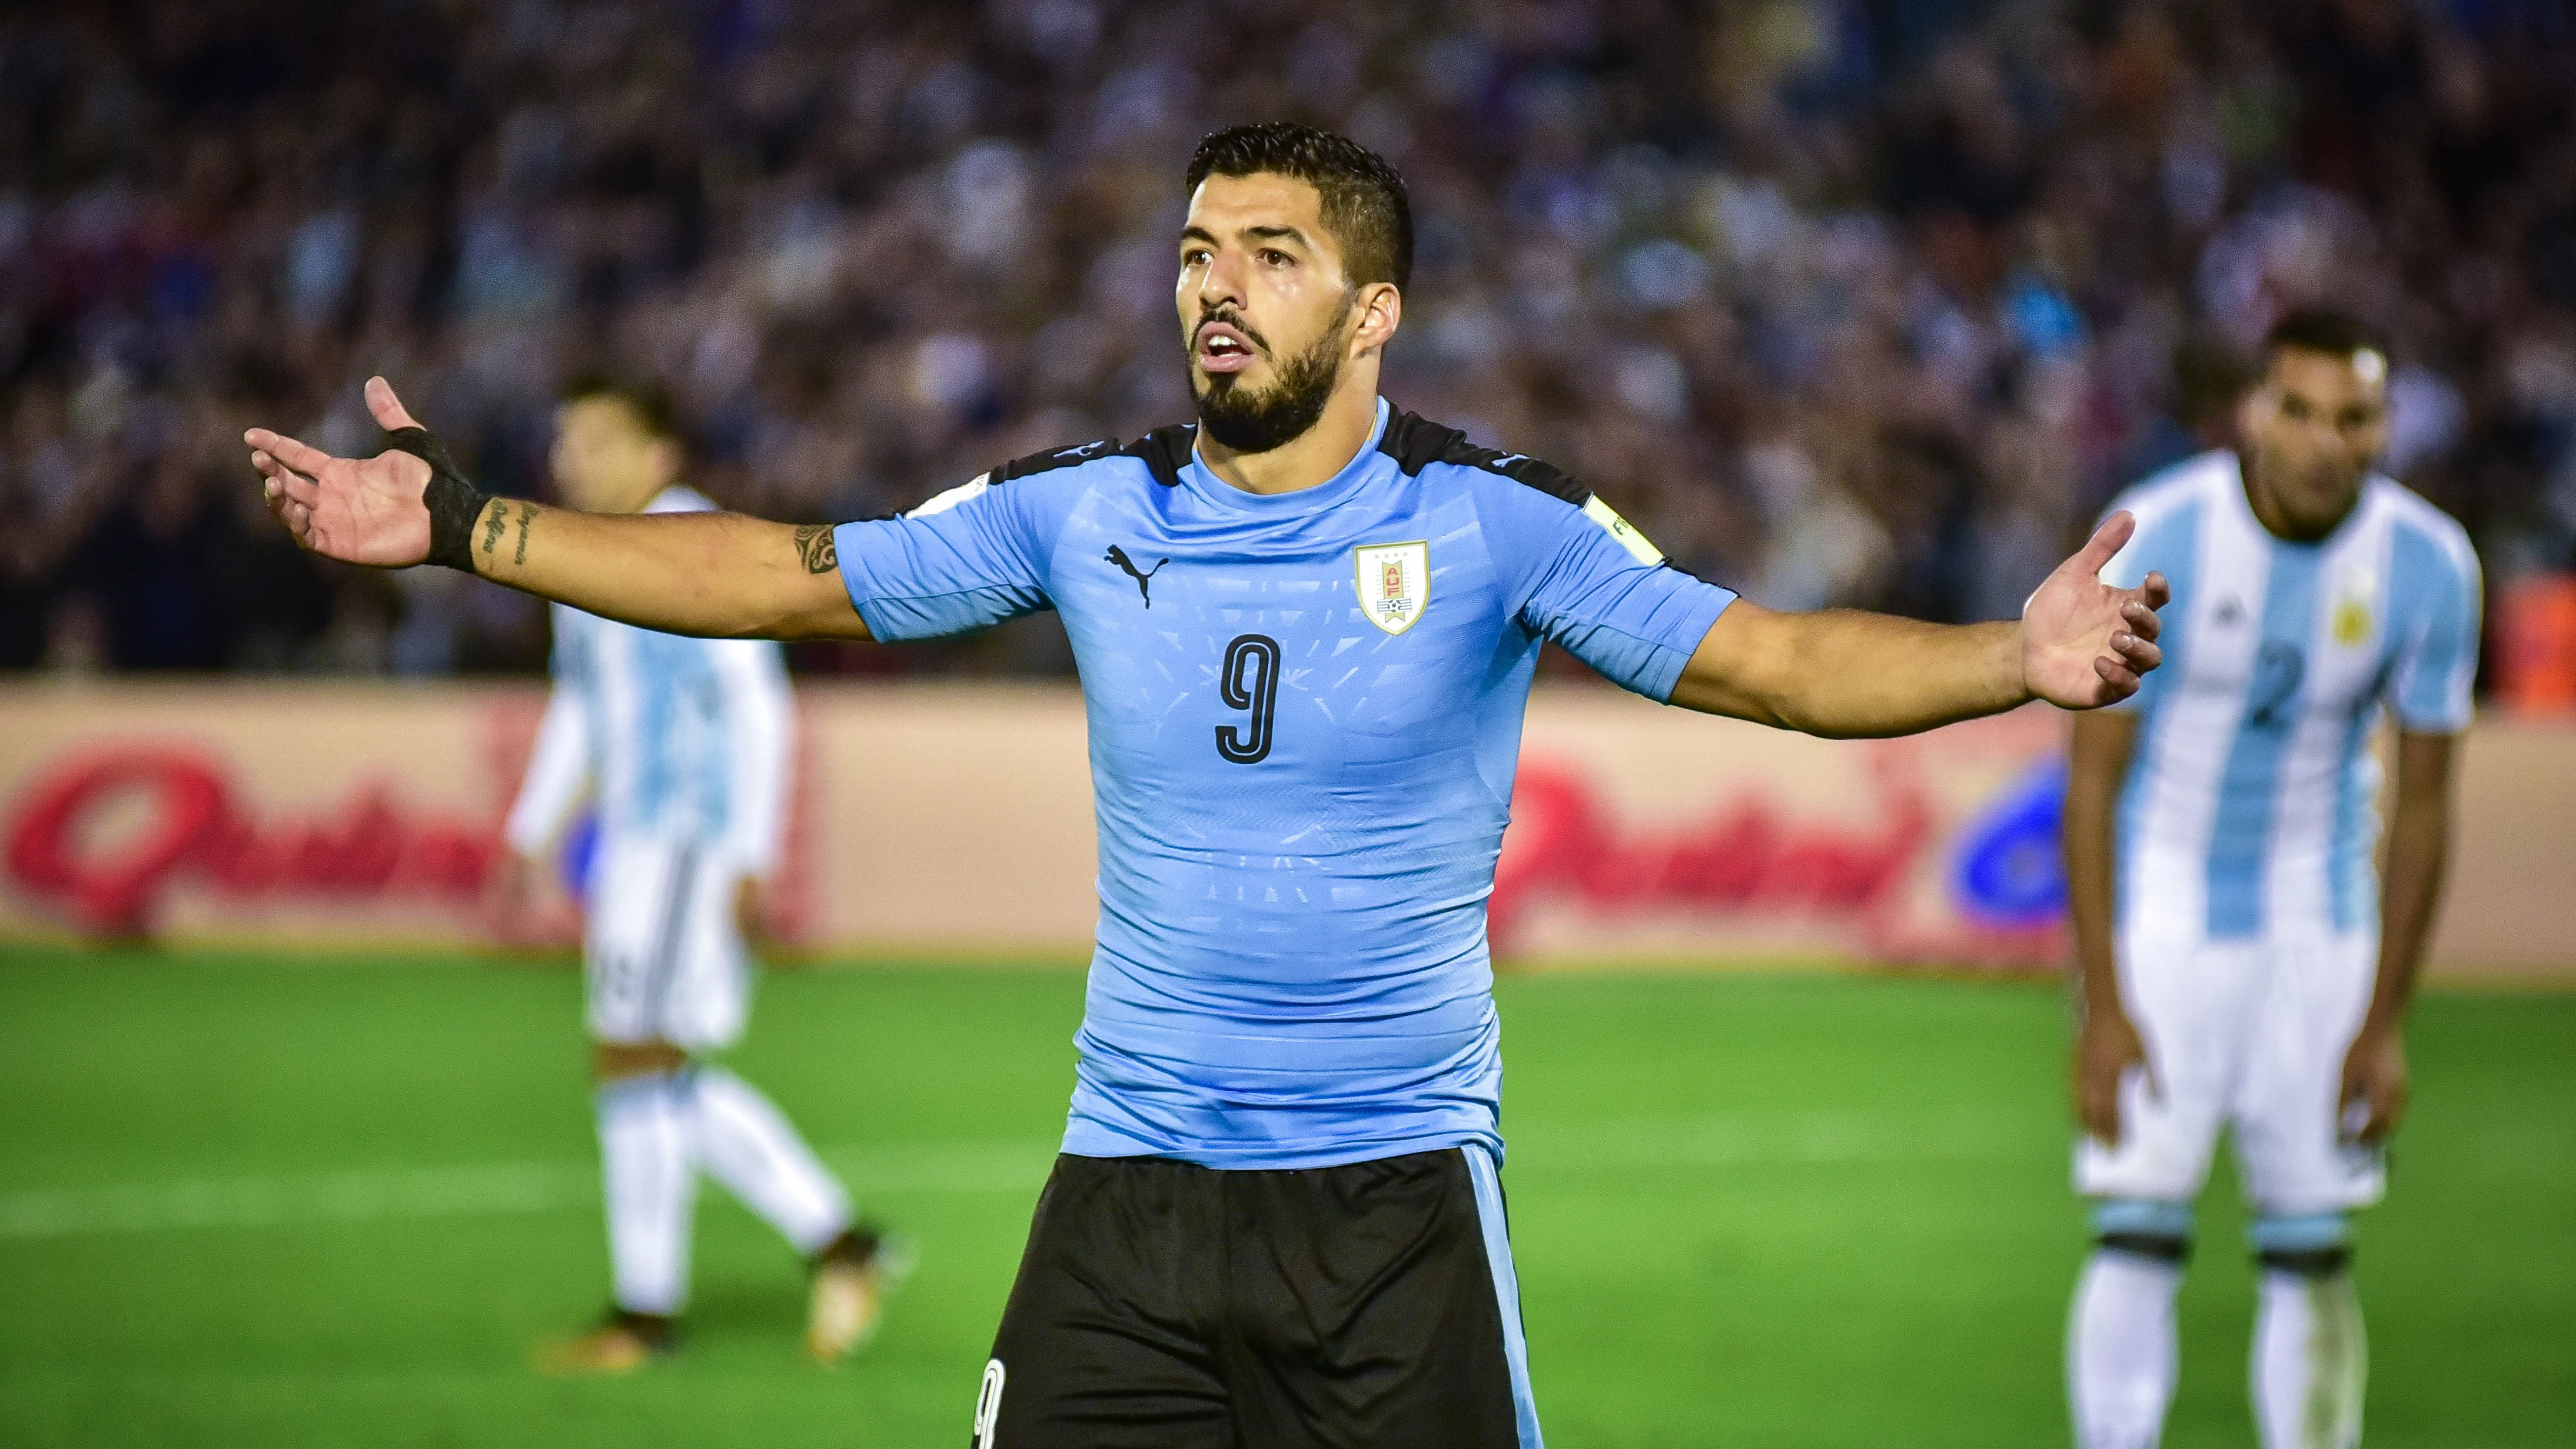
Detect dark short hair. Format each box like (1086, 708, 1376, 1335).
(2263, 308, 2389, 373)
(560, 371, 682, 442)
(1186, 122, 1413, 292)
(2172, 331, 2252, 423)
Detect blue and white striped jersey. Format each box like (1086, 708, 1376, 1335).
(506, 486, 792, 875)
(2100, 451, 2479, 940)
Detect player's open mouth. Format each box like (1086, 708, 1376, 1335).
(1195, 321, 1260, 373)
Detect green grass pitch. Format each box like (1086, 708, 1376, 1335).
(0, 949, 2568, 1447)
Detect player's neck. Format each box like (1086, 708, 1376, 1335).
(1194, 380, 1381, 497)
(2239, 457, 2355, 545)
(603, 476, 677, 516)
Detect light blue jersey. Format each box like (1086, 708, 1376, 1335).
(506, 486, 792, 876)
(2099, 452, 2479, 940)
(834, 401, 1735, 1168)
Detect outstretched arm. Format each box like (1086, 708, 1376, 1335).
(247, 378, 869, 641)
(1668, 513, 2168, 735)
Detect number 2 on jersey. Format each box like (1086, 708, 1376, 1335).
(1216, 634, 1279, 764)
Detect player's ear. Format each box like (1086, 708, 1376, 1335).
(2233, 382, 2269, 439)
(1348, 282, 1401, 360)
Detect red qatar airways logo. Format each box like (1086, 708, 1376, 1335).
(1490, 759, 1933, 950)
(5, 747, 498, 936)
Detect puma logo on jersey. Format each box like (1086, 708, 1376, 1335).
(1105, 545, 1170, 606)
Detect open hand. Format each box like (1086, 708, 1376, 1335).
(2023, 511, 2171, 709)
(2073, 1006, 2157, 1148)
(490, 850, 541, 917)
(247, 377, 436, 567)
(485, 851, 553, 943)
(2337, 1025, 2408, 1145)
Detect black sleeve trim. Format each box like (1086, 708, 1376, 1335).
(1377, 409, 1593, 507)
(988, 437, 1125, 484)
(1119, 424, 1198, 487)
(976, 423, 1194, 493)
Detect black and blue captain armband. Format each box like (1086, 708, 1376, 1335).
(383, 426, 491, 572)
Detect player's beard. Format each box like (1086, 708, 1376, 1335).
(1191, 313, 1347, 456)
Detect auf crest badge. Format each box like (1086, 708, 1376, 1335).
(1354, 540, 1430, 636)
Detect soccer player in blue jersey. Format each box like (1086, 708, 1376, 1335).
(247, 124, 2166, 1447)
(2063, 312, 2479, 1449)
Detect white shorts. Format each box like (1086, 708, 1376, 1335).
(582, 833, 752, 1052)
(2075, 926, 2385, 1215)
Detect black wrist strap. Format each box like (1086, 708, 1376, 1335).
(384, 426, 490, 572)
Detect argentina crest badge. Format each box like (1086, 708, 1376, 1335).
(1354, 540, 1430, 636)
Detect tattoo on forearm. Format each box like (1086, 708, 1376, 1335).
(513, 502, 534, 565)
(793, 523, 837, 574)
(481, 500, 506, 557)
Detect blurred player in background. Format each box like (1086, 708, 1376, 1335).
(499, 375, 898, 1373)
(2063, 311, 2479, 1449)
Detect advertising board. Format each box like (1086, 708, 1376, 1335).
(2, 682, 2568, 981)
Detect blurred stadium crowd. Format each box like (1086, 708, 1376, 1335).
(2, 0, 2572, 676)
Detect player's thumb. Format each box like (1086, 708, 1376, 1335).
(365, 375, 423, 433)
(2075, 510, 2136, 574)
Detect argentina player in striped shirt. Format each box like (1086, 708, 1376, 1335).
(249, 124, 2167, 1447)
(2063, 311, 2479, 1449)
(495, 377, 900, 1373)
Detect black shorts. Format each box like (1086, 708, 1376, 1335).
(970, 1146, 1542, 1448)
